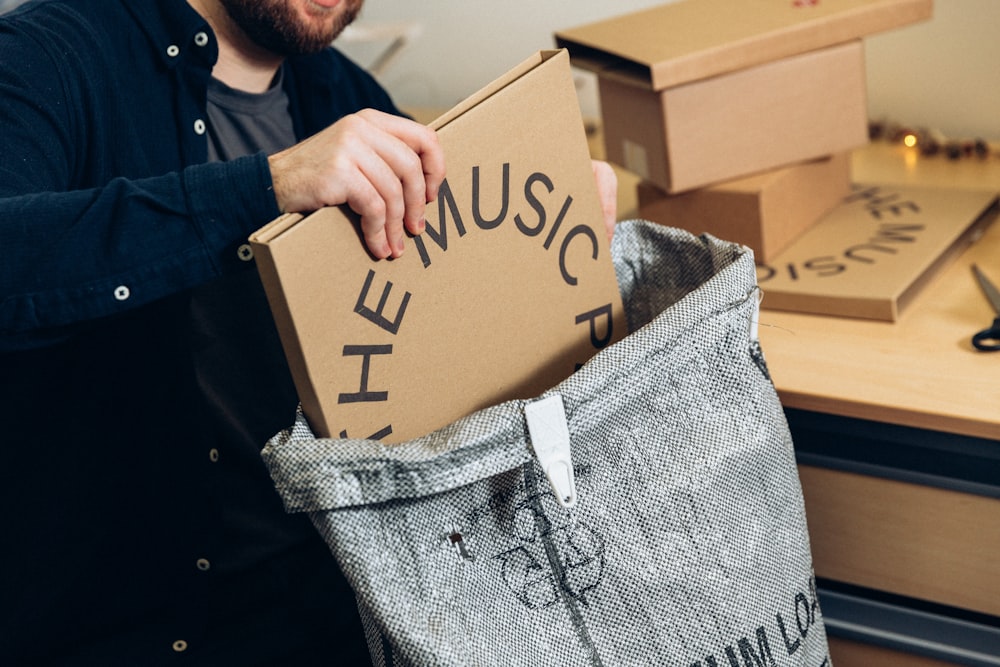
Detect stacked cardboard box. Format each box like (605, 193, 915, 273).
(556, 0, 933, 262)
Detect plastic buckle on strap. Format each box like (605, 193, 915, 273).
(525, 394, 578, 509)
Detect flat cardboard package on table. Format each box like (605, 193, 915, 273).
(555, 0, 933, 194)
(250, 50, 626, 443)
(756, 183, 1000, 321)
(637, 153, 852, 263)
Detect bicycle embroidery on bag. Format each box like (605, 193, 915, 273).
(493, 490, 606, 609)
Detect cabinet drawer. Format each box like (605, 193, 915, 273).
(828, 637, 961, 667)
(798, 465, 1000, 616)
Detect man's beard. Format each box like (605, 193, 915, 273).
(219, 0, 362, 56)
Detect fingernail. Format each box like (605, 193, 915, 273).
(379, 241, 391, 258)
(417, 218, 426, 233)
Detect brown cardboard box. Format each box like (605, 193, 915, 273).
(249, 50, 626, 443)
(637, 153, 851, 262)
(756, 184, 999, 321)
(596, 41, 867, 194)
(555, 0, 933, 193)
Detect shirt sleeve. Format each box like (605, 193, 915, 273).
(0, 160, 281, 341)
(0, 11, 282, 349)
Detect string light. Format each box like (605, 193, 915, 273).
(868, 119, 996, 161)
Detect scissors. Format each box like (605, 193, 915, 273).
(971, 264, 1000, 351)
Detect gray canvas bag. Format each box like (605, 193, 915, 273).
(262, 220, 831, 667)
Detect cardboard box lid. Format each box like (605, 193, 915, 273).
(554, 0, 932, 90)
(250, 49, 626, 443)
(757, 184, 999, 321)
(600, 39, 867, 194)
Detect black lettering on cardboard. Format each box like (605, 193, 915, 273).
(737, 627, 777, 667)
(354, 269, 411, 335)
(575, 304, 614, 348)
(472, 163, 510, 230)
(844, 243, 896, 263)
(559, 224, 598, 287)
(845, 186, 920, 220)
(339, 425, 393, 441)
(515, 172, 554, 237)
(755, 264, 777, 283)
(776, 612, 801, 655)
(868, 200, 920, 220)
(844, 185, 894, 206)
(757, 257, 844, 282)
(872, 223, 924, 243)
(542, 195, 573, 250)
(338, 344, 391, 404)
(414, 178, 467, 268)
(802, 256, 846, 278)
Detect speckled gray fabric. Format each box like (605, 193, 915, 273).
(262, 220, 830, 667)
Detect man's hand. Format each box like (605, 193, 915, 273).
(267, 109, 446, 259)
(591, 160, 618, 242)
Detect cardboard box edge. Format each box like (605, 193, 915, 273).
(555, 0, 933, 90)
(429, 49, 565, 130)
(249, 217, 332, 437)
(894, 196, 1000, 318)
(248, 211, 305, 245)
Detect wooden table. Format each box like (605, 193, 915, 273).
(760, 141, 1000, 442)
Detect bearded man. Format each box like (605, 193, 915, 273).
(0, 1, 614, 664)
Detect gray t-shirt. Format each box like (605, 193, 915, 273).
(206, 67, 296, 161)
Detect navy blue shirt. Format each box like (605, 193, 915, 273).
(0, 0, 400, 663)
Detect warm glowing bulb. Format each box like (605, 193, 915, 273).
(903, 133, 918, 148)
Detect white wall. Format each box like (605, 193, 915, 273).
(864, 0, 1000, 140)
(341, 0, 668, 117)
(344, 0, 1000, 142)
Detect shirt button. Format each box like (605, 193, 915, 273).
(209, 448, 220, 463)
(194, 31, 209, 47)
(172, 640, 188, 652)
(166, 44, 180, 58)
(113, 285, 130, 301)
(193, 119, 206, 135)
(237, 243, 254, 262)
(196, 558, 211, 572)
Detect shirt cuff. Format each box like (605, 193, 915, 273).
(182, 153, 283, 273)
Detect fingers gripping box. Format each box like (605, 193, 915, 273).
(250, 50, 626, 443)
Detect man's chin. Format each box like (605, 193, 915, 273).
(299, 2, 361, 48)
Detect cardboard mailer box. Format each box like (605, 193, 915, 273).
(555, 0, 933, 194)
(249, 50, 626, 443)
(757, 184, 999, 321)
(637, 152, 852, 263)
